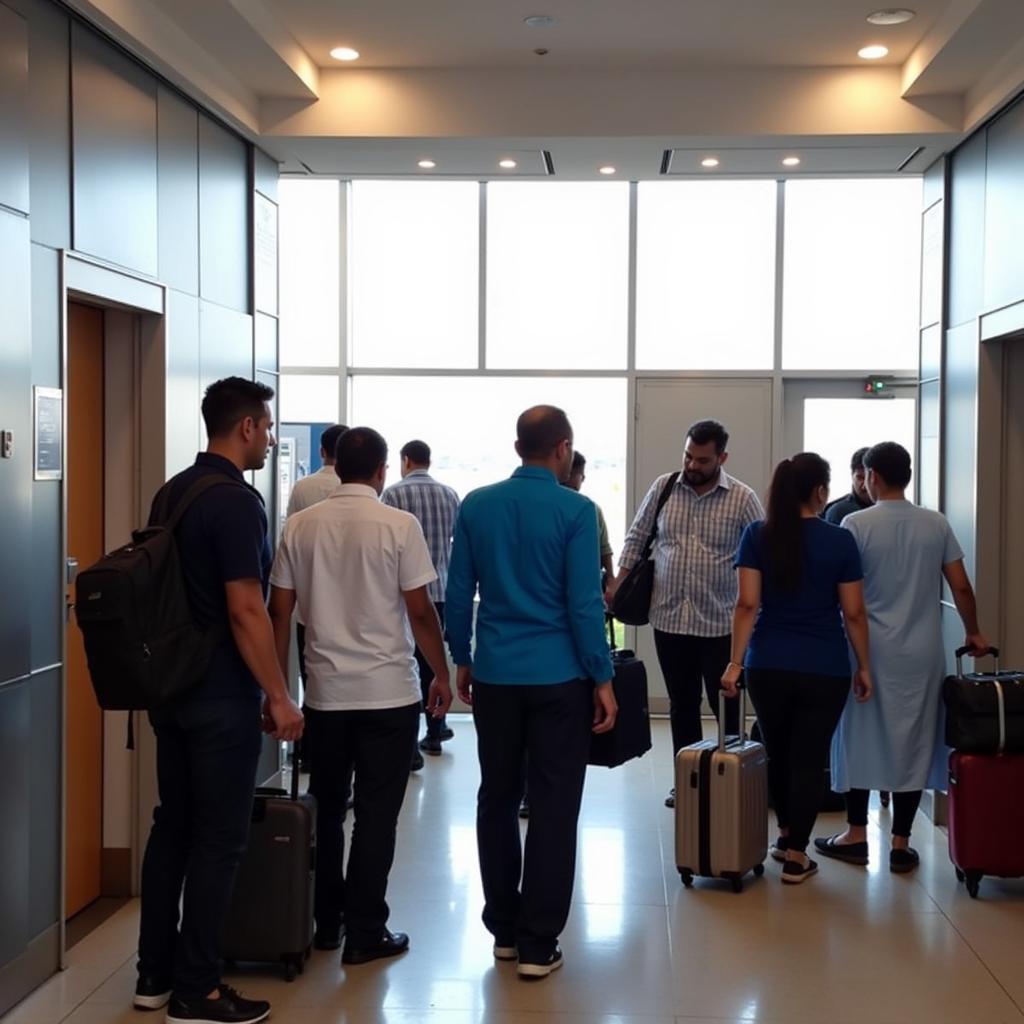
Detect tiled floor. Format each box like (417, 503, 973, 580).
(6, 718, 1024, 1024)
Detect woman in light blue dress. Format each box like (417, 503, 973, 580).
(817, 442, 990, 873)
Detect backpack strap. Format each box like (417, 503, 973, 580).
(156, 473, 251, 532)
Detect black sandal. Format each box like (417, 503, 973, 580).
(813, 834, 869, 865)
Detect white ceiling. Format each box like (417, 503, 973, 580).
(266, 0, 947, 70)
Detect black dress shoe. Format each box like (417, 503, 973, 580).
(165, 986, 270, 1024)
(439, 725, 455, 741)
(314, 925, 344, 951)
(410, 753, 424, 772)
(419, 736, 443, 755)
(342, 930, 410, 965)
(133, 974, 172, 1011)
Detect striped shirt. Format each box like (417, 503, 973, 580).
(619, 470, 763, 636)
(381, 470, 461, 602)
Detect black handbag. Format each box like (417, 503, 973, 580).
(609, 471, 679, 626)
(944, 646, 1024, 754)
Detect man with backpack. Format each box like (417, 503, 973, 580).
(134, 377, 303, 1024)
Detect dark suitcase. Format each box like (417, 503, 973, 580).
(589, 618, 652, 768)
(675, 688, 767, 892)
(948, 750, 1024, 899)
(221, 745, 315, 980)
(944, 646, 1024, 754)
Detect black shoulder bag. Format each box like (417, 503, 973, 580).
(610, 471, 680, 626)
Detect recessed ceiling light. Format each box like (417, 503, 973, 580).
(701, 157, 720, 168)
(417, 159, 436, 169)
(498, 159, 517, 169)
(782, 156, 801, 167)
(866, 8, 916, 25)
(858, 44, 889, 60)
(598, 165, 616, 175)
(524, 15, 557, 28)
(329, 46, 360, 61)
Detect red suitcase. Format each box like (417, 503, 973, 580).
(947, 751, 1024, 898)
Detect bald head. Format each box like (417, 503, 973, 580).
(516, 405, 573, 460)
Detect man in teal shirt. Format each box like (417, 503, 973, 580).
(446, 405, 617, 980)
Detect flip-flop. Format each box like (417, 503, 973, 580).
(813, 834, 869, 865)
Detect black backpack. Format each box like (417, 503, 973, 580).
(74, 473, 246, 711)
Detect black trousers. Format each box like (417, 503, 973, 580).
(473, 679, 593, 961)
(138, 696, 262, 998)
(846, 788, 923, 838)
(653, 631, 736, 751)
(414, 601, 446, 745)
(305, 703, 419, 946)
(746, 669, 850, 853)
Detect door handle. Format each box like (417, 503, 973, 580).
(66, 557, 79, 585)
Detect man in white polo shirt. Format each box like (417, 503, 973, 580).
(269, 427, 452, 966)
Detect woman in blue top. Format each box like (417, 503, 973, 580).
(721, 453, 873, 884)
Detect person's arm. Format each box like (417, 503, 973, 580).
(402, 586, 452, 718)
(721, 567, 761, 696)
(942, 559, 991, 653)
(444, 509, 478, 704)
(225, 580, 304, 739)
(838, 580, 872, 702)
(268, 584, 297, 678)
(565, 506, 617, 734)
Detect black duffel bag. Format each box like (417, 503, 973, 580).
(610, 471, 679, 626)
(943, 646, 1024, 754)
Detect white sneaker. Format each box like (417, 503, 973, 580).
(517, 948, 564, 979)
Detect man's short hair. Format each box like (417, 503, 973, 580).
(336, 427, 388, 482)
(571, 451, 586, 474)
(201, 376, 274, 439)
(401, 439, 431, 466)
(864, 441, 912, 489)
(851, 446, 870, 473)
(516, 405, 573, 460)
(321, 423, 348, 461)
(686, 419, 729, 454)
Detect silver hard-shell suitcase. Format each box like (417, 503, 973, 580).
(675, 688, 767, 892)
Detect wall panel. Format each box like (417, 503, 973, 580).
(255, 312, 278, 373)
(0, 211, 33, 685)
(71, 22, 157, 275)
(0, 680, 30, 966)
(943, 321, 979, 575)
(157, 87, 199, 295)
(199, 301, 253, 443)
(948, 130, 987, 329)
(27, 668, 60, 938)
(199, 116, 249, 312)
(983, 97, 1024, 314)
(254, 148, 278, 202)
(166, 290, 201, 475)
(0, 2, 29, 216)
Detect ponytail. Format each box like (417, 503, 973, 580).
(762, 453, 831, 591)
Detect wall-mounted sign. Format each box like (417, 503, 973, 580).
(34, 386, 63, 480)
(254, 193, 278, 317)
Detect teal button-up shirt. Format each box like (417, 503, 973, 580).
(445, 465, 614, 685)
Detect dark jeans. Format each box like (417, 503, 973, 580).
(473, 679, 593, 961)
(138, 697, 263, 998)
(846, 788, 923, 838)
(653, 631, 736, 752)
(746, 669, 850, 853)
(414, 601, 446, 745)
(305, 703, 419, 946)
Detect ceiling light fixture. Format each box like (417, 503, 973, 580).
(866, 8, 916, 25)
(498, 159, 517, 169)
(524, 15, 557, 28)
(701, 157, 720, 168)
(417, 159, 436, 169)
(598, 165, 616, 175)
(858, 44, 889, 59)
(329, 46, 360, 61)
(782, 156, 801, 167)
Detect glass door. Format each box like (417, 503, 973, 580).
(782, 379, 918, 502)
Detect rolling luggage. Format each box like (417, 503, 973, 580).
(943, 646, 1024, 754)
(675, 687, 767, 892)
(948, 750, 1024, 899)
(589, 617, 652, 768)
(221, 744, 315, 980)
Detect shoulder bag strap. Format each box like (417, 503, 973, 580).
(639, 471, 680, 560)
(158, 473, 249, 532)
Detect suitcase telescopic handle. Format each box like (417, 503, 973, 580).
(718, 684, 747, 752)
(955, 645, 1000, 677)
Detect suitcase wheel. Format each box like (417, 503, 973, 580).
(955, 867, 965, 883)
(965, 873, 982, 900)
(754, 863, 765, 878)
(283, 956, 304, 982)
(679, 868, 694, 887)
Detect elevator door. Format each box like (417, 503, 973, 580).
(65, 302, 105, 919)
